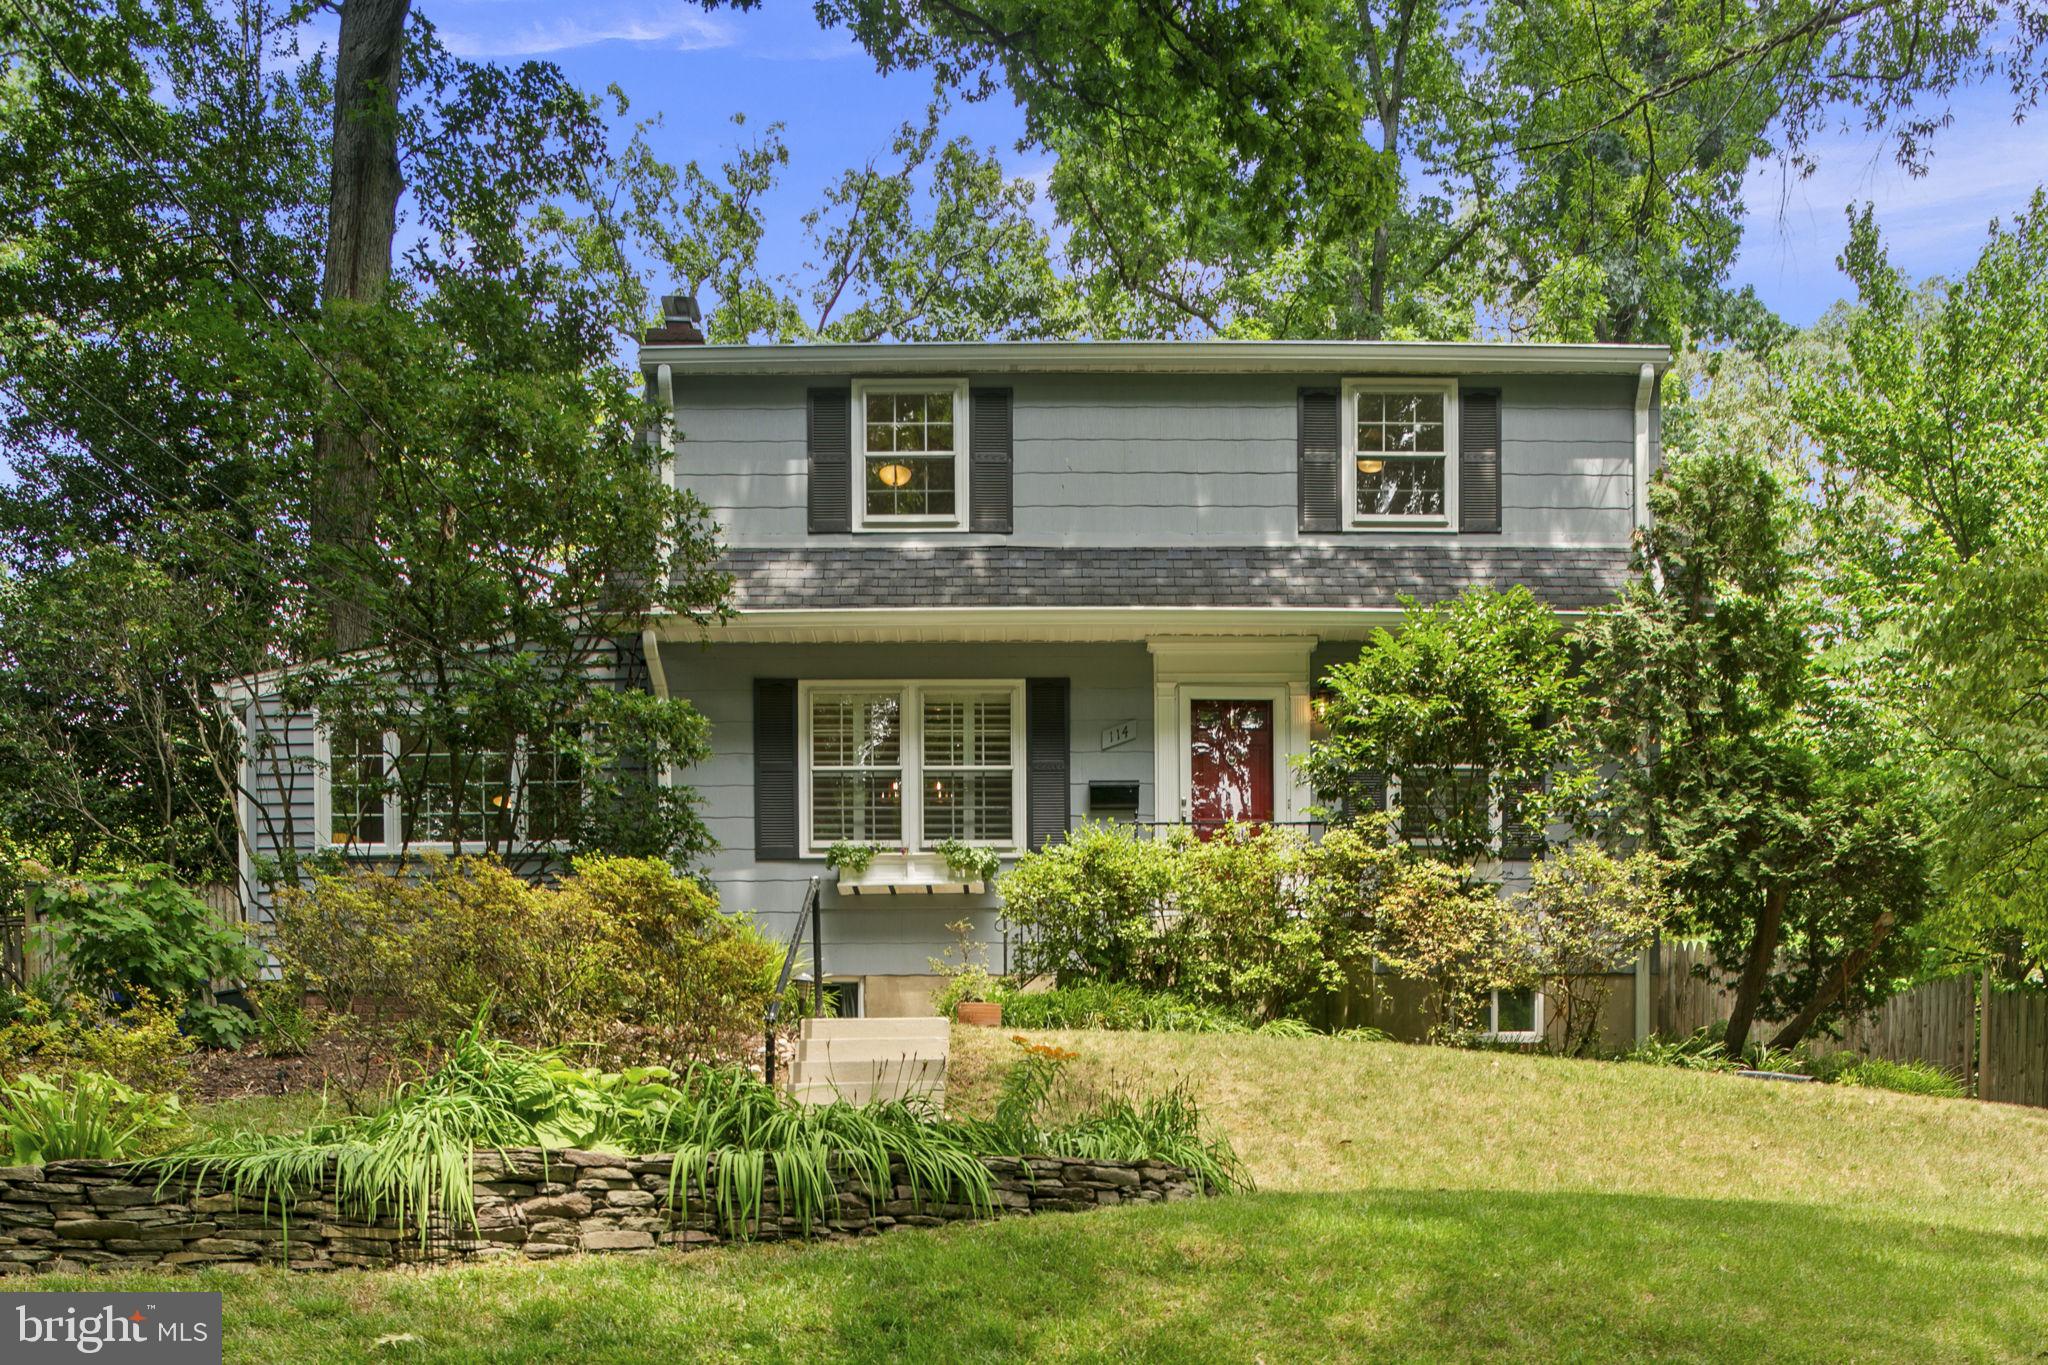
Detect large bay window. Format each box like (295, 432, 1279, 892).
(855, 381, 968, 530)
(1344, 379, 1459, 528)
(802, 681, 1023, 854)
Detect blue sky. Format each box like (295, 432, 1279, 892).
(377, 1, 2045, 327)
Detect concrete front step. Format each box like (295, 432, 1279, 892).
(786, 1079, 946, 1107)
(793, 1039, 953, 1067)
(800, 1016, 950, 1043)
(788, 1016, 950, 1107)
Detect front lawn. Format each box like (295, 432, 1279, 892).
(39, 1030, 2048, 1362)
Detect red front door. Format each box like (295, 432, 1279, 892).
(1188, 699, 1274, 835)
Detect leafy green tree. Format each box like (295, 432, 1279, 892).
(0, 0, 325, 884)
(1303, 586, 1582, 864)
(1576, 451, 1930, 1053)
(808, 0, 2048, 342)
(0, 4, 739, 883)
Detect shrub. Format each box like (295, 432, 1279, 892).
(0, 989, 194, 1091)
(25, 865, 259, 1046)
(1372, 858, 1534, 1042)
(1001, 821, 1399, 1022)
(993, 983, 1253, 1034)
(1515, 847, 1675, 1056)
(1840, 1057, 1965, 1098)
(271, 854, 780, 1061)
(999, 822, 1186, 987)
(251, 985, 315, 1059)
(0, 1070, 182, 1162)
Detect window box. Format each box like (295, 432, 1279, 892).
(836, 853, 989, 897)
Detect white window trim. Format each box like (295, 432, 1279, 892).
(851, 378, 972, 533)
(1341, 377, 1460, 532)
(1477, 986, 1545, 1043)
(798, 679, 1026, 857)
(314, 722, 572, 857)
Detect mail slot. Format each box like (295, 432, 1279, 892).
(1088, 781, 1141, 812)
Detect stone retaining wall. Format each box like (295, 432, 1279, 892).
(0, 1149, 1204, 1275)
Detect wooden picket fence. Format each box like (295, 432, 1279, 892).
(1659, 942, 2048, 1107)
(1, 881, 242, 994)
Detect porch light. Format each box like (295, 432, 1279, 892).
(1357, 457, 1384, 475)
(876, 461, 914, 488)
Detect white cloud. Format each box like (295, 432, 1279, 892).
(434, 5, 736, 58)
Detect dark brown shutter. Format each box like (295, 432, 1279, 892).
(1298, 387, 1341, 533)
(1459, 388, 1502, 534)
(807, 388, 851, 534)
(969, 387, 1013, 533)
(1025, 678, 1070, 849)
(754, 679, 800, 859)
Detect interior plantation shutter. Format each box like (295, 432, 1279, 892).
(1298, 387, 1342, 533)
(1025, 678, 1071, 850)
(969, 387, 1014, 533)
(754, 678, 800, 860)
(807, 388, 852, 534)
(1459, 388, 1502, 534)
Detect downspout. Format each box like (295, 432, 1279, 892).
(1632, 362, 1655, 532)
(1632, 361, 1656, 1041)
(647, 361, 678, 793)
(642, 626, 672, 791)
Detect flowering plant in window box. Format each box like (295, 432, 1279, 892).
(932, 839, 1001, 888)
(824, 841, 893, 878)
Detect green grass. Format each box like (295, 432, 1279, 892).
(47, 1029, 2048, 1362)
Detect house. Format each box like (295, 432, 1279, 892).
(232, 301, 1669, 1036)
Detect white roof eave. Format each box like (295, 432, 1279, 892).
(637, 339, 1672, 379)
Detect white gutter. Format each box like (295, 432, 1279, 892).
(1633, 363, 1656, 530)
(640, 339, 1673, 379)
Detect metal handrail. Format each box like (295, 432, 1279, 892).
(763, 877, 823, 1089)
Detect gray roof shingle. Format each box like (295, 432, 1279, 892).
(716, 545, 1632, 612)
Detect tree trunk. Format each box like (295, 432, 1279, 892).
(311, 0, 410, 654)
(1365, 113, 1397, 336)
(1722, 884, 1784, 1057)
(1766, 912, 1898, 1052)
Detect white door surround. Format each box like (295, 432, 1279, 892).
(1148, 638, 1314, 825)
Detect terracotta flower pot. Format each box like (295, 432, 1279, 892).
(955, 1000, 1003, 1028)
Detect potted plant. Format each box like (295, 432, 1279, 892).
(930, 918, 1005, 1026)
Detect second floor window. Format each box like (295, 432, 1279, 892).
(1345, 380, 1459, 528)
(856, 381, 967, 529)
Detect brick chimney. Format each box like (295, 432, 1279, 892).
(644, 292, 705, 345)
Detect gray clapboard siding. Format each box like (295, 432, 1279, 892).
(671, 371, 1642, 551)
(657, 639, 1154, 944)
